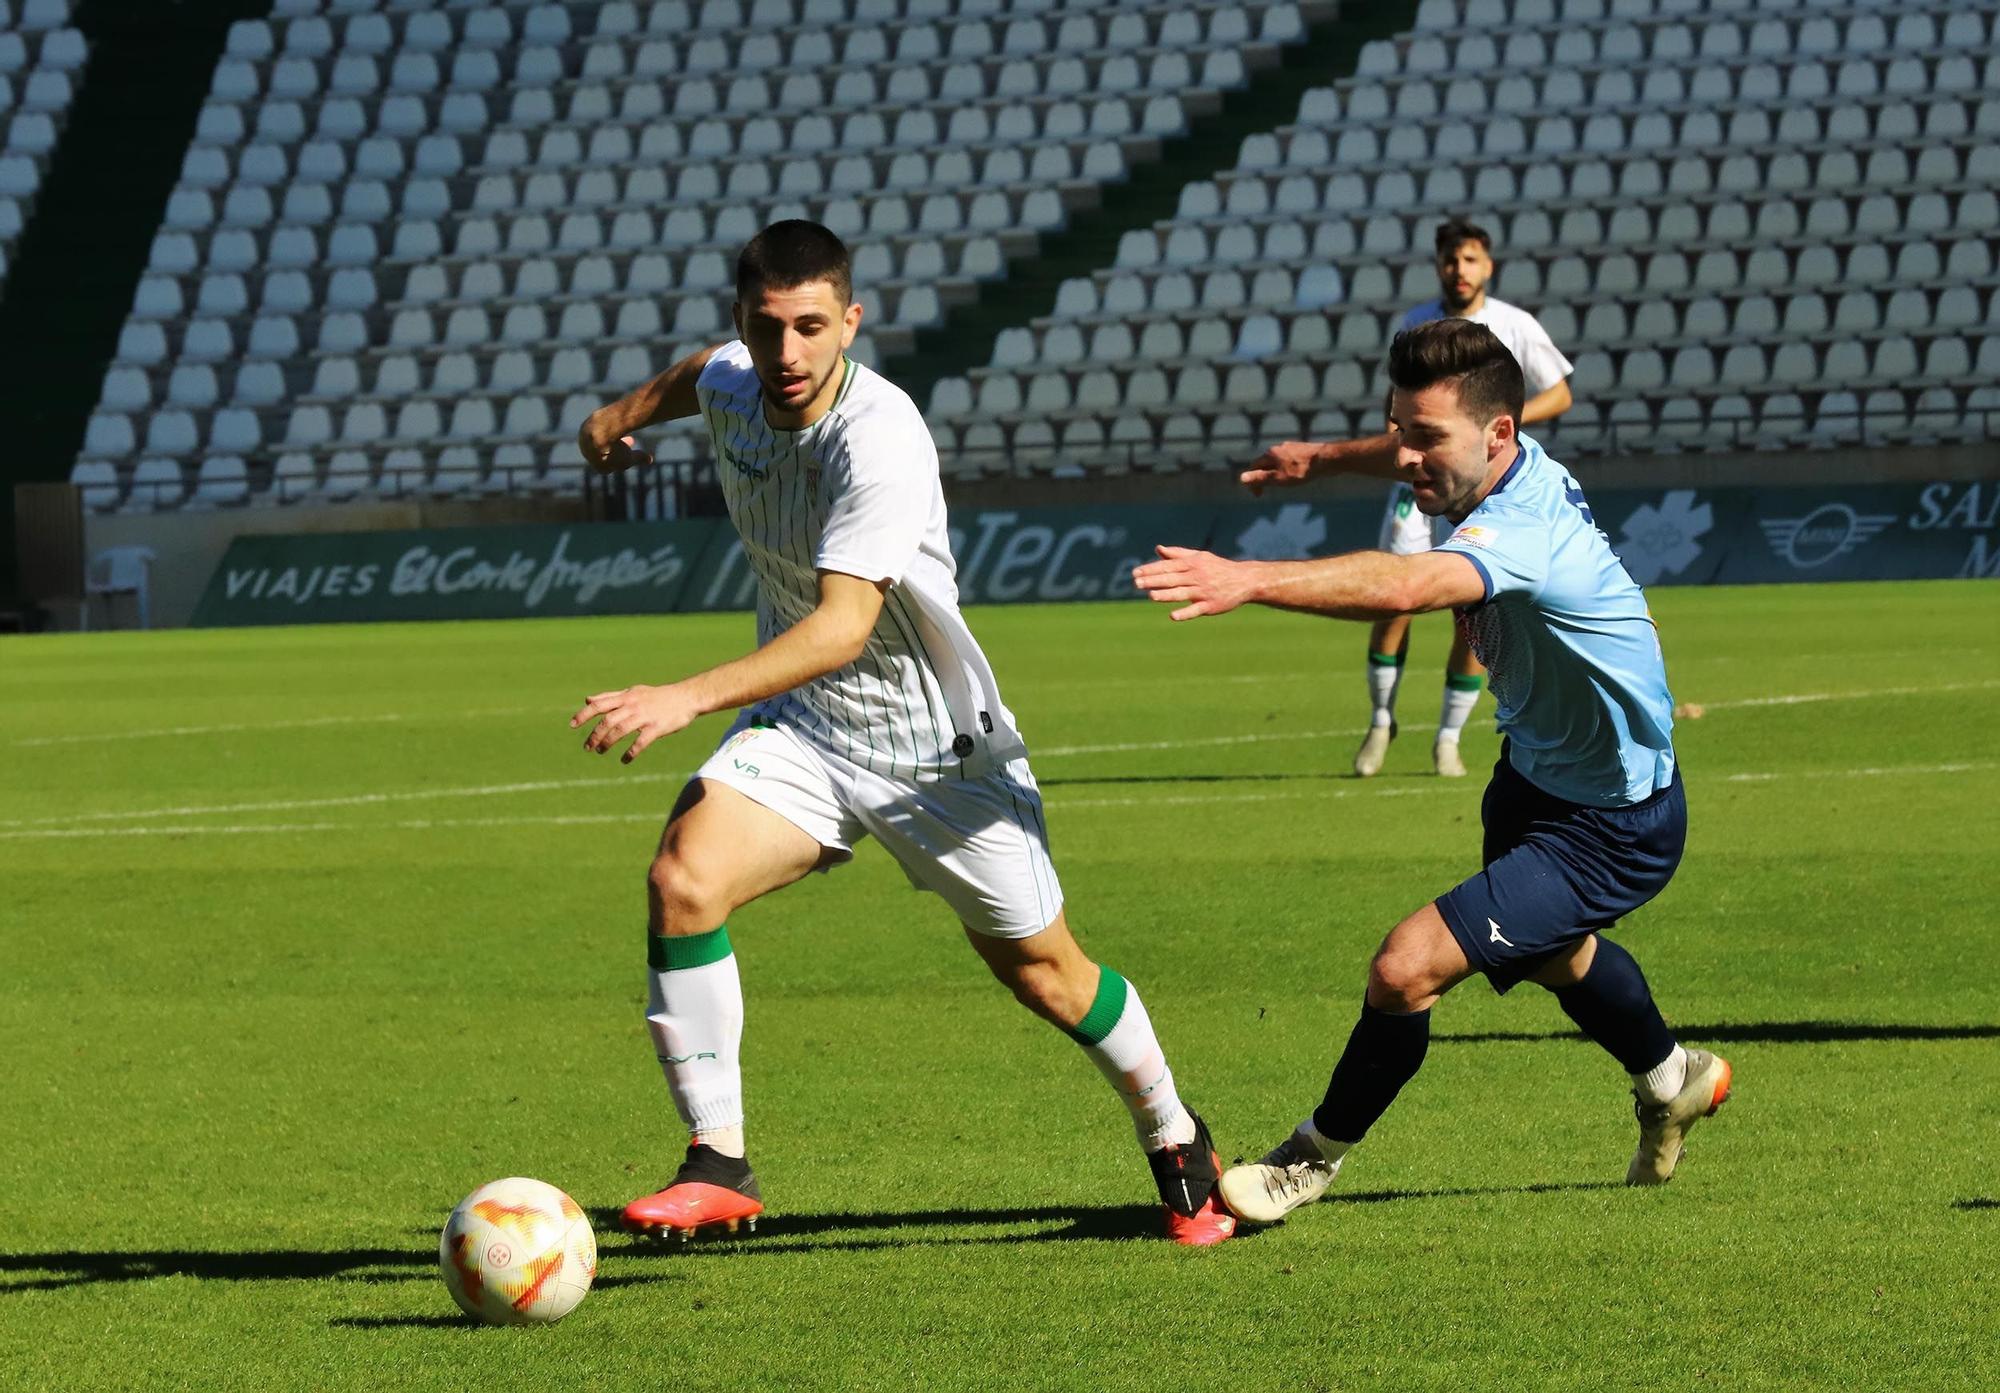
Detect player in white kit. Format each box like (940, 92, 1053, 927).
(572, 221, 1235, 1246)
(1244, 219, 1576, 778)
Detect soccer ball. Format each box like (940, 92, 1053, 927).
(439, 1177, 596, 1325)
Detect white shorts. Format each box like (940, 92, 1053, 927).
(693, 713, 1065, 939)
(1378, 482, 1454, 555)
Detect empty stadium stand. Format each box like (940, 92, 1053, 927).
(58, 0, 2000, 511)
(71, 0, 1320, 511)
(0, 0, 86, 293)
(937, 0, 2000, 474)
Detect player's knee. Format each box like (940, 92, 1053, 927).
(646, 852, 724, 935)
(997, 957, 1085, 1026)
(1366, 951, 1437, 1013)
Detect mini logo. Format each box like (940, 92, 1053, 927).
(1617, 490, 1713, 584)
(1487, 918, 1514, 947)
(1759, 503, 1894, 570)
(485, 1242, 513, 1267)
(1235, 502, 1328, 559)
(951, 733, 976, 758)
(1448, 524, 1498, 551)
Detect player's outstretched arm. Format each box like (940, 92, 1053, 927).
(1239, 432, 1406, 495)
(570, 570, 889, 763)
(1521, 378, 1573, 424)
(1134, 546, 1485, 622)
(576, 344, 722, 473)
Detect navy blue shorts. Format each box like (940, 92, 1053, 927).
(1436, 753, 1687, 993)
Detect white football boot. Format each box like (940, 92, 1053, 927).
(1433, 738, 1468, 778)
(1218, 1126, 1344, 1224)
(1352, 723, 1395, 777)
(1628, 1048, 1734, 1185)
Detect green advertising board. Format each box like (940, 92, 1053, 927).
(669, 503, 1221, 611)
(190, 521, 720, 626)
(191, 482, 1996, 628)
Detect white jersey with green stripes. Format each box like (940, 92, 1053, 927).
(695, 339, 1027, 782)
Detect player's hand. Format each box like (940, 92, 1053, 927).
(1132, 545, 1257, 622)
(577, 409, 653, 474)
(1239, 440, 1318, 495)
(571, 683, 699, 763)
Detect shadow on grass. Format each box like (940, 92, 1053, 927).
(1325, 1180, 1622, 1205)
(1434, 1021, 2000, 1046)
(328, 1276, 666, 1332)
(0, 1247, 433, 1294)
(330, 1314, 475, 1330)
(1952, 1198, 1999, 1211)
(581, 1182, 1612, 1256)
(585, 1202, 1172, 1256)
(1, 1246, 685, 1312)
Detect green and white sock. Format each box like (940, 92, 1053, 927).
(1367, 650, 1405, 728)
(645, 925, 745, 1157)
(1437, 673, 1483, 744)
(1067, 966, 1196, 1153)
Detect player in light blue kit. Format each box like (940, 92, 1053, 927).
(1133, 320, 1732, 1223)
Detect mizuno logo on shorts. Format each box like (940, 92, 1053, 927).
(1488, 918, 1515, 947)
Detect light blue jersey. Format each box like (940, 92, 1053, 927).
(1433, 434, 1676, 808)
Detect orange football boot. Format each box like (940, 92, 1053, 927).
(1149, 1112, 1237, 1247)
(623, 1142, 764, 1240)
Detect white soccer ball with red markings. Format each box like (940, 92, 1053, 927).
(439, 1177, 596, 1325)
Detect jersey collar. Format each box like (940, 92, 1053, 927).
(1486, 441, 1528, 496)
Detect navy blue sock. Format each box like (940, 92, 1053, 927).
(1552, 937, 1678, 1074)
(1311, 1002, 1431, 1144)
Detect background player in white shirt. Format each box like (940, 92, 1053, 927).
(1243, 219, 1577, 778)
(572, 221, 1235, 1247)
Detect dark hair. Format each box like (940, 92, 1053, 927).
(735, 219, 852, 304)
(1387, 319, 1525, 428)
(1434, 217, 1493, 257)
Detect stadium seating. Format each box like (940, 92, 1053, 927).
(69, 0, 2000, 503)
(939, 0, 2000, 473)
(0, 2, 85, 296)
(71, 0, 1314, 509)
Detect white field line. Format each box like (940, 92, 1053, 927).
(0, 761, 1986, 842)
(0, 727, 1374, 830)
(1696, 679, 2000, 711)
(1723, 761, 1997, 783)
(15, 675, 1998, 752)
(8, 704, 551, 748)
(0, 772, 684, 829)
(5, 678, 1996, 834)
(0, 741, 1377, 833)
(1036, 726, 1365, 757)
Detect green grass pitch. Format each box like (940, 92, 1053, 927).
(2, 580, 1996, 1391)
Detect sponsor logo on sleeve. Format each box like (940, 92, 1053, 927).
(1446, 524, 1497, 550)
